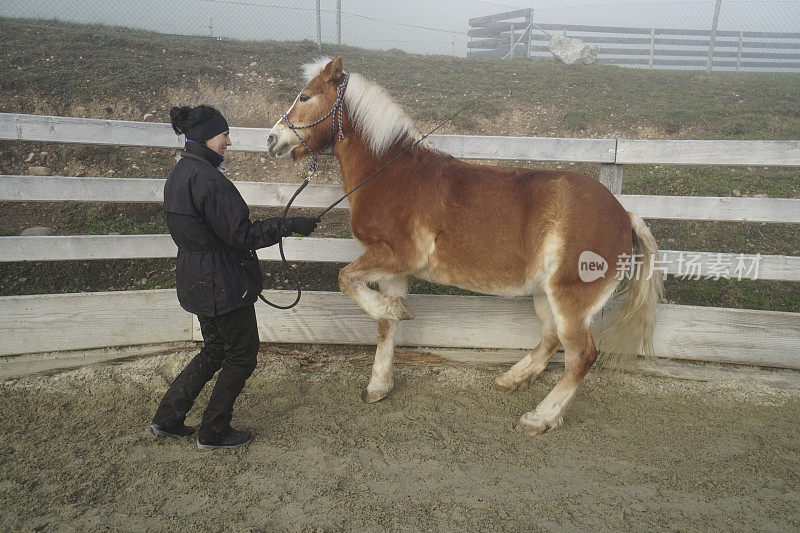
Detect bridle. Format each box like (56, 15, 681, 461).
(281, 73, 350, 179)
(258, 73, 349, 310)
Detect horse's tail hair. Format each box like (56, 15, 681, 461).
(599, 212, 664, 367)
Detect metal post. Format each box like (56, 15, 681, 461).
(736, 30, 743, 72)
(509, 23, 515, 59)
(316, 0, 322, 51)
(336, 0, 341, 46)
(209, 17, 213, 38)
(525, 9, 532, 59)
(707, 0, 722, 72)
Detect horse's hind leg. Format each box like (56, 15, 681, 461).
(518, 291, 598, 435)
(338, 244, 414, 321)
(495, 295, 561, 393)
(364, 275, 409, 403)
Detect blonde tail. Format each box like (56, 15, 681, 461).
(600, 212, 665, 366)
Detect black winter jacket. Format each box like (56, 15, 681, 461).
(164, 143, 287, 317)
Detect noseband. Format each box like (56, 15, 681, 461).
(281, 73, 349, 178)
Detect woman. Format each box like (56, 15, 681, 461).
(149, 104, 318, 450)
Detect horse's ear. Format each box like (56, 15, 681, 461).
(322, 56, 344, 82)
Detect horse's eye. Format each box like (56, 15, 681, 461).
(299, 94, 310, 102)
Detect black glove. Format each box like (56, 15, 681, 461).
(285, 216, 319, 237)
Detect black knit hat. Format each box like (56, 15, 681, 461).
(170, 105, 229, 142)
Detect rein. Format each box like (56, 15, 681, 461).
(260, 74, 475, 310)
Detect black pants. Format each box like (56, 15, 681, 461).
(152, 304, 259, 444)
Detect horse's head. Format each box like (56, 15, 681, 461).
(267, 56, 346, 160)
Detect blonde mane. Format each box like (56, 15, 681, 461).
(302, 58, 441, 157)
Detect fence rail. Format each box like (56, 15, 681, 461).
(519, 21, 800, 71)
(1, 114, 798, 369)
(3, 175, 800, 224)
(4, 113, 800, 166)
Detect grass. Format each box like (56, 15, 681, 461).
(0, 17, 798, 313)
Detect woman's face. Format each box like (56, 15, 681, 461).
(206, 131, 231, 156)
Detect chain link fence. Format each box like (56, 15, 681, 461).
(2, 0, 799, 71)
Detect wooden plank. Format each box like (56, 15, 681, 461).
(617, 139, 800, 166)
(0, 175, 350, 209)
(467, 22, 530, 38)
(188, 290, 800, 369)
(0, 290, 192, 355)
(469, 9, 531, 27)
(426, 348, 800, 390)
(0, 342, 195, 380)
(0, 113, 272, 152)
(427, 134, 616, 163)
(657, 250, 800, 282)
(1, 114, 616, 162)
(0, 234, 178, 261)
(0, 175, 166, 203)
(1, 289, 797, 368)
(0, 235, 362, 262)
(619, 195, 800, 223)
(1, 234, 796, 281)
(4, 178, 799, 224)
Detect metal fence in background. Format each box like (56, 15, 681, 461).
(2, 0, 800, 72)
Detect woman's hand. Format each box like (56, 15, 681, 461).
(284, 217, 320, 237)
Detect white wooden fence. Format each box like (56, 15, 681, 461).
(1, 113, 799, 370)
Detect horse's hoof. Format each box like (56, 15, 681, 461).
(494, 374, 530, 394)
(363, 385, 391, 404)
(516, 412, 562, 436)
(388, 297, 414, 321)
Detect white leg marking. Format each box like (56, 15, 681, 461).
(365, 276, 408, 403)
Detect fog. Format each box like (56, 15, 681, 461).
(3, 0, 798, 57)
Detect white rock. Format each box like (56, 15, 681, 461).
(143, 113, 153, 120)
(27, 166, 51, 175)
(21, 226, 51, 236)
(548, 35, 598, 65)
(249, 61, 258, 67)
(25, 152, 35, 162)
(267, 78, 276, 83)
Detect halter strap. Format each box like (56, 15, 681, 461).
(281, 73, 350, 178)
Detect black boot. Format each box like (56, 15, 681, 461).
(197, 429, 252, 450)
(149, 423, 196, 439)
(196, 364, 254, 447)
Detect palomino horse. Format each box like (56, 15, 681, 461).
(267, 57, 663, 435)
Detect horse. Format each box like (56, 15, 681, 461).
(267, 56, 664, 435)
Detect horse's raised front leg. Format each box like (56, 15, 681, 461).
(364, 275, 409, 403)
(495, 295, 561, 393)
(338, 244, 414, 321)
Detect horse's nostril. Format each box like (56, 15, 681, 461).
(267, 134, 276, 146)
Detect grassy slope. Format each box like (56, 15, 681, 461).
(1, 18, 799, 312)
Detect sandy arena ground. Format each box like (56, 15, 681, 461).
(1, 344, 799, 532)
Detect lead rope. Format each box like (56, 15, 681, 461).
(256, 75, 349, 309)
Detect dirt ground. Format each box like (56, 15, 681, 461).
(1, 345, 799, 532)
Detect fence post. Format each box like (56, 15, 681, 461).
(707, 0, 722, 72)
(336, 0, 341, 46)
(316, 0, 322, 51)
(599, 134, 624, 194)
(736, 30, 743, 72)
(649, 28, 655, 68)
(509, 23, 515, 59)
(525, 9, 533, 59)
